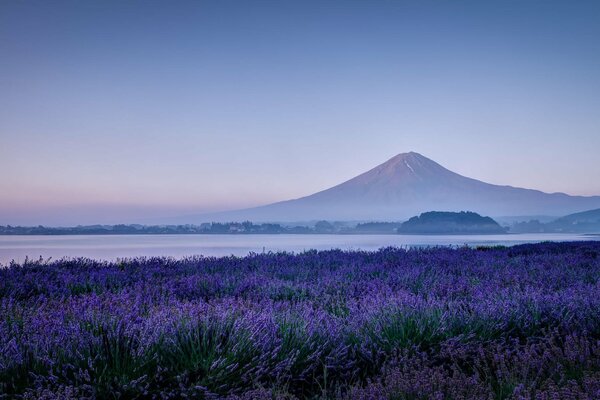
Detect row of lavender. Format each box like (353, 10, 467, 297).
(1, 242, 599, 399)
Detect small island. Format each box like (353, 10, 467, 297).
(397, 211, 507, 235)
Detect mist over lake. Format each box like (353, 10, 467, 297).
(0, 233, 593, 265)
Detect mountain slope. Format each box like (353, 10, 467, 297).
(545, 208, 600, 233)
(553, 208, 600, 224)
(192, 152, 600, 222)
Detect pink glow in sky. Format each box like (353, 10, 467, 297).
(2, 1, 600, 225)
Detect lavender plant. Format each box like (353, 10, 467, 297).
(0, 242, 599, 399)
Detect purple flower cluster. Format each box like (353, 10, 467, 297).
(1, 242, 599, 399)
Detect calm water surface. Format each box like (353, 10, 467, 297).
(0, 233, 596, 265)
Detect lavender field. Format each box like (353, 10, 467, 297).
(1, 242, 600, 399)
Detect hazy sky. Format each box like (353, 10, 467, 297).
(1, 0, 600, 225)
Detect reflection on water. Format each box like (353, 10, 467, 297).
(0, 233, 596, 264)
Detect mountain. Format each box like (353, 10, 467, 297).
(510, 208, 600, 233)
(552, 208, 600, 224)
(545, 208, 600, 233)
(190, 152, 600, 223)
(398, 211, 506, 235)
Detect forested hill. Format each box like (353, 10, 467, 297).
(397, 211, 507, 234)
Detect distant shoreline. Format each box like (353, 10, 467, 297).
(0, 231, 518, 236)
(2, 207, 599, 236)
(2, 229, 598, 236)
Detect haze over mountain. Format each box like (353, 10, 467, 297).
(188, 152, 600, 223)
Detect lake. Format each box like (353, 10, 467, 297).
(0, 233, 597, 265)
